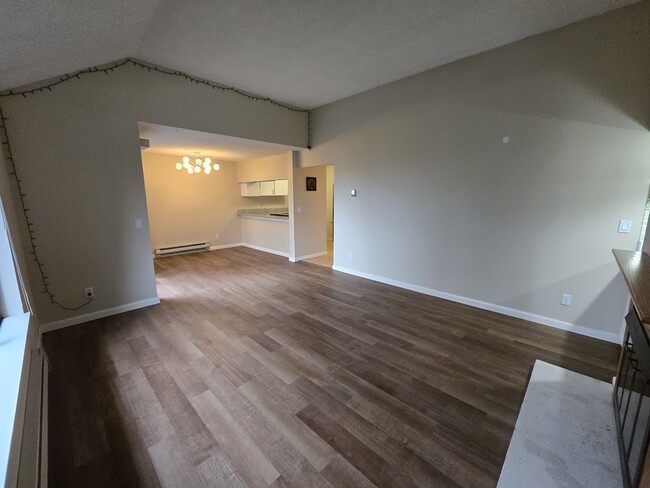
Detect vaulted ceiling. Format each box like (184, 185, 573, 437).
(0, 0, 639, 109)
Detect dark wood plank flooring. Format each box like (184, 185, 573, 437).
(43, 247, 620, 487)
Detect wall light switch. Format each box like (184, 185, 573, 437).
(561, 294, 572, 306)
(618, 220, 632, 234)
(502, 136, 510, 144)
(135, 218, 143, 229)
(351, 189, 357, 197)
(296, 206, 302, 214)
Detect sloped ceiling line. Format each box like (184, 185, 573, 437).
(0, 57, 311, 312)
(0, 58, 312, 149)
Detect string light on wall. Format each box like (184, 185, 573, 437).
(0, 57, 309, 311)
(175, 155, 220, 175)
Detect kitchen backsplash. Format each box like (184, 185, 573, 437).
(237, 207, 289, 216)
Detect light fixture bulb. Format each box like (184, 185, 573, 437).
(213, 163, 220, 171)
(204, 167, 211, 174)
(204, 157, 212, 165)
(176, 162, 182, 170)
(182, 156, 190, 164)
(195, 158, 202, 165)
(194, 165, 201, 173)
(186, 167, 193, 174)
(183, 161, 190, 169)
(203, 161, 210, 168)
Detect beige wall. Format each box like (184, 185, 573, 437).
(241, 218, 289, 255)
(292, 164, 327, 259)
(142, 153, 244, 250)
(326, 165, 334, 240)
(236, 153, 290, 182)
(237, 153, 291, 209)
(300, 3, 650, 340)
(0, 62, 307, 325)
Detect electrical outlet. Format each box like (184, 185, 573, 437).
(85, 287, 95, 299)
(561, 293, 572, 306)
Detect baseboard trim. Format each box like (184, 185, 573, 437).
(209, 243, 244, 251)
(240, 243, 289, 258)
(40, 297, 161, 333)
(332, 265, 620, 344)
(290, 251, 328, 263)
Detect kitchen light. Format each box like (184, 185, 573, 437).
(176, 154, 221, 175)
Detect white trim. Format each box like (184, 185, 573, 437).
(209, 243, 244, 251)
(332, 265, 621, 344)
(290, 251, 328, 263)
(240, 243, 289, 258)
(40, 297, 160, 333)
(238, 215, 289, 223)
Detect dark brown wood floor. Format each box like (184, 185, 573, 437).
(43, 247, 619, 488)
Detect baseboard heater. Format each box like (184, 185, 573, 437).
(155, 241, 210, 257)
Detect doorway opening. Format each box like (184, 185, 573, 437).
(138, 122, 298, 280)
(303, 165, 334, 268)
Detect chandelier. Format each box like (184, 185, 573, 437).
(175, 155, 221, 175)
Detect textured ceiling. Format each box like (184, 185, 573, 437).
(0, 0, 639, 109)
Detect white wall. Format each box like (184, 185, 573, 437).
(300, 3, 650, 340)
(0, 61, 307, 326)
(0, 200, 23, 317)
(0, 153, 29, 317)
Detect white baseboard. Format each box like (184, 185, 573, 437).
(209, 243, 244, 251)
(290, 251, 328, 263)
(40, 297, 160, 333)
(240, 243, 289, 258)
(332, 265, 620, 344)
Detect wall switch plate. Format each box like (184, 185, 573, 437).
(618, 220, 632, 234)
(351, 189, 357, 197)
(296, 206, 302, 213)
(135, 218, 143, 229)
(561, 293, 572, 306)
(215, 234, 219, 240)
(502, 136, 510, 144)
(85, 287, 94, 298)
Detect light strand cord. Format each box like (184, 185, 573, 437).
(1, 57, 310, 311)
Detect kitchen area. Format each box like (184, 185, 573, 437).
(139, 122, 330, 265)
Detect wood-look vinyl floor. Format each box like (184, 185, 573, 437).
(43, 247, 620, 488)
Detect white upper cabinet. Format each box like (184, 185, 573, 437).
(241, 182, 261, 196)
(260, 180, 275, 196)
(241, 179, 288, 197)
(274, 179, 289, 196)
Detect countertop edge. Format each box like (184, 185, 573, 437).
(238, 214, 289, 222)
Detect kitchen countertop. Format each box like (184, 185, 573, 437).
(238, 214, 288, 222)
(237, 207, 289, 221)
